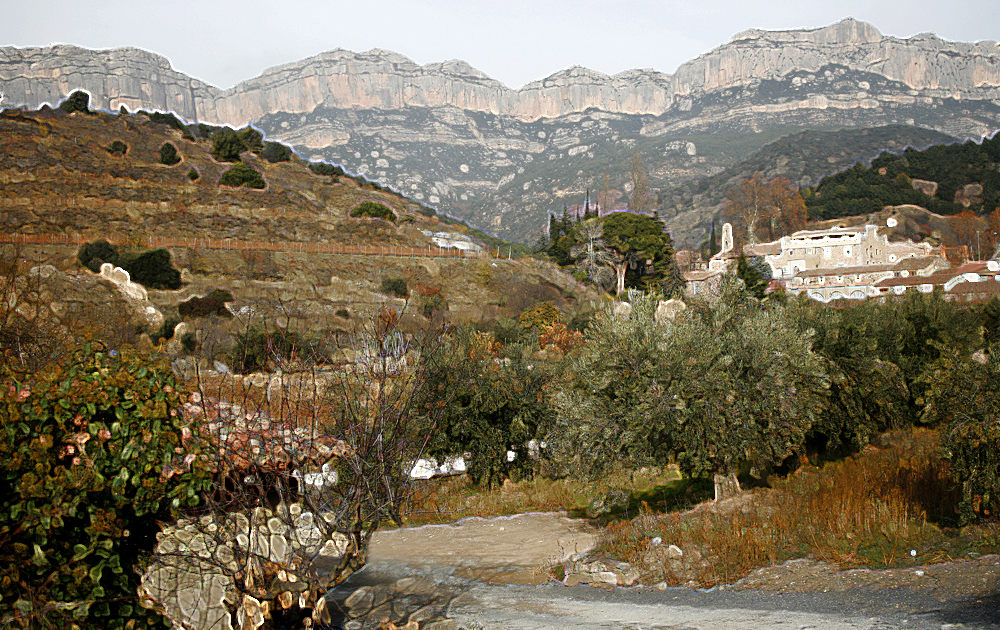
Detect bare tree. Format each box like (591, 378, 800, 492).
(570, 222, 617, 292)
(140, 305, 457, 630)
(723, 174, 806, 245)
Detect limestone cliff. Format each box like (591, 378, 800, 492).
(3, 19, 998, 125)
(0, 44, 219, 118)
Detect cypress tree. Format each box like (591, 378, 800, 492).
(710, 220, 720, 256)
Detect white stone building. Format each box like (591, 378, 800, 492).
(748, 224, 934, 281)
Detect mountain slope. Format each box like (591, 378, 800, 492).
(3, 19, 999, 245)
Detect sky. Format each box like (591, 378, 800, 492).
(3, 0, 999, 90)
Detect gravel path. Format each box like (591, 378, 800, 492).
(332, 513, 1000, 630)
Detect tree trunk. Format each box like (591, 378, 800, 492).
(713, 470, 741, 501)
(614, 262, 627, 296)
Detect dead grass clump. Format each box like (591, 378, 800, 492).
(601, 428, 987, 588)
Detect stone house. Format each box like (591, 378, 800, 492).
(747, 224, 934, 282)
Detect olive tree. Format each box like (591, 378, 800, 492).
(549, 276, 829, 499)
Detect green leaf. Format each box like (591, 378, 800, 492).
(71, 544, 89, 561)
(88, 562, 104, 582)
(31, 544, 48, 567)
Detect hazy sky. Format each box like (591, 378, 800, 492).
(4, 0, 998, 90)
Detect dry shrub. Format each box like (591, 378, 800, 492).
(602, 428, 974, 587)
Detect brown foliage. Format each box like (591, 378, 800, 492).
(724, 174, 807, 244)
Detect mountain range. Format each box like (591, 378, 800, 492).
(3, 18, 999, 246)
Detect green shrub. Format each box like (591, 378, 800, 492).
(105, 140, 128, 157)
(58, 90, 91, 114)
(210, 126, 264, 162)
(420, 294, 445, 318)
(229, 326, 324, 373)
(0, 344, 212, 629)
(158, 142, 180, 166)
(180, 331, 199, 354)
(186, 168, 199, 182)
(260, 141, 291, 163)
(923, 345, 1000, 522)
(140, 111, 186, 132)
(152, 315, 181, 342)
(423, 328, 550, 487)
(218, 163, 266, 189)
(336, 308, 350, 319)
(350, 200, 396, 222)
(380, 277, 408, 299)
(78, 239, 120, 273)
(117, 249, 182, 290)
(308, 162, 345, 177)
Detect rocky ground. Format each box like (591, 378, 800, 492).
(329, 512, 1000, 630)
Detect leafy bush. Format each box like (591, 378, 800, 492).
(350, 201, 396, 222)
(158, 142, 180, 166)
(218, 163, 266, 189)
(0, 344, 212, 629)
(186, 168, 199, 182)
(380, 277, 409, 299)
(205, 288, 234, 303)
(424, 328, 551, 487)
(923, 346, 1000, 521)
(78, 240, 120, 273)
(116, 249, 182, 290)
(308, 162, 345, 177)
(137, 111, 186, 132)
(59, 90, 91, 114)
(260, 141, 291, 163)
(229, 326, 324, 373)
(209, 126, 263, 162)
(105, 140, 128, 157)
(180, 331, 198, 354)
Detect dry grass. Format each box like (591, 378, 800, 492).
(401, 467, 683, 527)
(598, 428, 1000, 587)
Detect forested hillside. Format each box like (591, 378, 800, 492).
(805, 133, 1000, 220)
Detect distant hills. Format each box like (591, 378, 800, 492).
(2, 19, 999, 246)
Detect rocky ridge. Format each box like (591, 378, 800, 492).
(4, 20, 997, 124)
